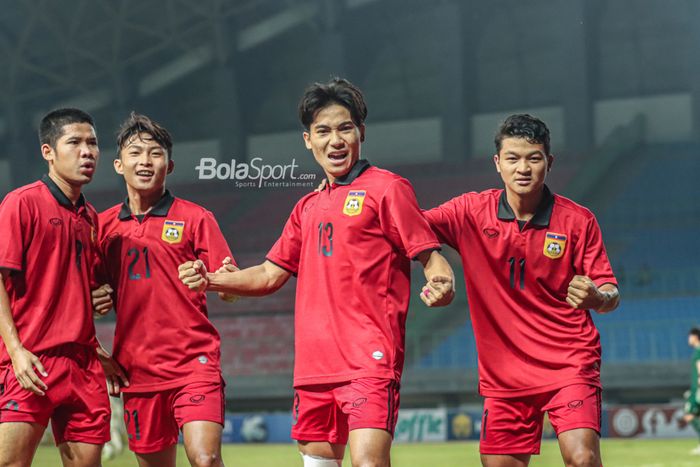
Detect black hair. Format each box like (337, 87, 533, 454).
(39, 108, 95, 148)
(116, 112, 173, 159)
(690, 328, 700, 339)
(495, 114, 551, 156)
(298, 77, 367, 130)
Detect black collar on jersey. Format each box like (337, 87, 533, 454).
(497, 184, 554, 227)
(119, 190, 175, 220)
(41, 174, 86, 209)
(332, 159, 371, 186)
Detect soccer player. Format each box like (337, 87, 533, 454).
(0, 108, 111, 466)
(424, 114, 620, 467)
(94, 113, 235, 467)
(179, 78, 455, 467)
(684, 327, 700, 455)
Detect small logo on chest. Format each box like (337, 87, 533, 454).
(343, 191, 366, 216)
(162, 220, 185, 244)
(543, 232, 567, 259)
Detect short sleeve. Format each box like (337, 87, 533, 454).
(0, 192, 29, 271)
(194, 210, 235, 271)
(378, 178, 440, 259)
(266, 200, 304, 274)
(575, 215, 617, 287)
(423, 195, 466, 250)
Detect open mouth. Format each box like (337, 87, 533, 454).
(136, 170, 155, 179)
(328, 151, 348, 165)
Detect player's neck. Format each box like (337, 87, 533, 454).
(505, 188, 543, 221)
(48, 172, 82, 205)
(127, 186, 165, 215)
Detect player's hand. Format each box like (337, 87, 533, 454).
(315, 179, 328, 192)
(566, 275, 606, 310)
(178, 260, 209, 292)
(91, 284, 114, 317)
(9, 346, 48, 396)
(217, 257, 240, 303)
(420, 275, 455, 307)
(96, 346, 129, 396)
(684, 413, 695, 422)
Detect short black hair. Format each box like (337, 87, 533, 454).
(495, 114, 551, 156)
(39, 108, 95, 148)
(690, 328, 700, 339)
(116, 112, 173, 160)
(298, 77, 367, 130)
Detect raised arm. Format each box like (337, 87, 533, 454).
(179, 259, 292, 297)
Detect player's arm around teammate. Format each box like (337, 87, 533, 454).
(91, 284, 131, 396)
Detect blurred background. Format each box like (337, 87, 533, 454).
(1, 0, 699, 445)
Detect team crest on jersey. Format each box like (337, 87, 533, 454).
(543, 232, 567, 259)
(343, 191, 366, 216)
(162, 220, 185, 244)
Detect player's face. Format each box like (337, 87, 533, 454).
(42, 123, 99, 186)
(115, 132, 172, 194)
(303, 104, 364, 183)
(689, 334, 699, 347)
(494, 137, 553, 199)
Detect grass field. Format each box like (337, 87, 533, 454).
(31, 438, 700, 466)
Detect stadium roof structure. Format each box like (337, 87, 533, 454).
(0, 0, 382, 137)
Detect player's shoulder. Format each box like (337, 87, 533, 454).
(98, 202, 123, 218)
(445, 188, 501, 209)
(170, 196, 207, 214)
(552, 193, 597, 221)
(468, 188, 502, 203)
(364, 166, 407, 185)
(168, 196, 222, 225)
(361, 166, 415, 197)
(0, 181, 51, 215)
(292, 190, 321, 210)
(4, 180, 47, 202)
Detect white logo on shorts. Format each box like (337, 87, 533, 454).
(372, 351, 384, 360)
(198, 356, 208, 364)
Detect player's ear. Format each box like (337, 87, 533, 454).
(547, 154, 554, 172)
(493, 154, 501, 173)
(41, 144, 55, 163)
(303, 131, 312, 150)
(359, 124, 365, 143)
(167, 159, 174, 174)
(113, 157, 124, 175)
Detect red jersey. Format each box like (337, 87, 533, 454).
(98, 191, 234, 392)
(0, 176, 99, 364)
(424, 186, 617, 397)
(267, 160, 440, 387)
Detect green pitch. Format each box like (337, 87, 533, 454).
(33, 439, 700, 466)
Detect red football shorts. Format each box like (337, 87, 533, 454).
(291, 378, 400, 445)
(122, 380, 225, 454)
(480, 383, 602, 455)
(0, 343, 111, 445)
